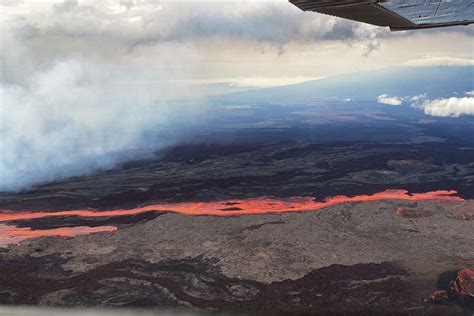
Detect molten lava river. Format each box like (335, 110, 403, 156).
(0, 189, 464, 247)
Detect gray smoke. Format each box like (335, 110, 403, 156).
(0, 0, 392, 191)
(3, 0, 469, 191)
(0, 59, 207, 191)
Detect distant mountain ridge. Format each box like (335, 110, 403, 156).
(215, 66, 473, 103)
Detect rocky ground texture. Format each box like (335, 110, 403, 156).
(0, 141, 473, 314)
(0, 198, 473, 313)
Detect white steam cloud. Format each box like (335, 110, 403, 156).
(1, 0, 471, 191)
(0, 0, 391, 192)
(377, 94, 404, 106)
(0, 60, 206, 191)
(410, 92, 474, 117)
(402, 57, 474, 67)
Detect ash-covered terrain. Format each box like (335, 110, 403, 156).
(1, 98, 473, 314)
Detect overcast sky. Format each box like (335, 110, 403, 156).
(2, 0, 473, 87)
(1, 0, 473, 191)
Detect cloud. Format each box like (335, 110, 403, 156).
(0, 60, 208, 191)
(409, 94, 428, 108)
(377, 94, 404, 106)
(2, 0, 386, 68)
(1, 0, 473, 191)
(402, 57, 474, 67)
(410, 92, 474, 117)
(0, 0, 396, 191)
(421, 95, 474, 118)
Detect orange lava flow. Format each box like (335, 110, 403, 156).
(0, 224, 117, 247)
(0, 189, 463, 222)
(0, 189, 464, 247)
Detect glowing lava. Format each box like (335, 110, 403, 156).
(0, 224, 117, 247)
(0, 189, 464, 247)
(0, 189, 463, 221)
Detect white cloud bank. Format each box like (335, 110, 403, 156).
(421, 93, 474, 118)
(377, 94, 404, 106)
(0, 60, 207, 191)
(0, 0, 390, 191)
(402, 57, 474, 67)
(378, 91, 474, 117)
(1, 0, 473, 191)
(410, 92, 474, 117)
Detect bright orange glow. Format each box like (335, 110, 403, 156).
(0, 189, 464, 247)
(0, 189, 463, 221)
(0, 224, 117, 247)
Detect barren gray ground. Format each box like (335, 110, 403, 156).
(0, 140, 473, 314)
(1, 199, 473, 314)
(5, 200, 473, 282)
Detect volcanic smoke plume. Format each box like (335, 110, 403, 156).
(1, 60, 207, 192)
(0, 0, 386, 193)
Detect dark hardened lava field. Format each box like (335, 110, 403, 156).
(1, 140, 473, 214)
(0, 121, 473, 314)
(0, 254, 468, 314)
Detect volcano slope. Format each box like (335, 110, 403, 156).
(0, 140, 473, 314)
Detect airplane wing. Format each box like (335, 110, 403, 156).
(289, 0, 474, 31)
